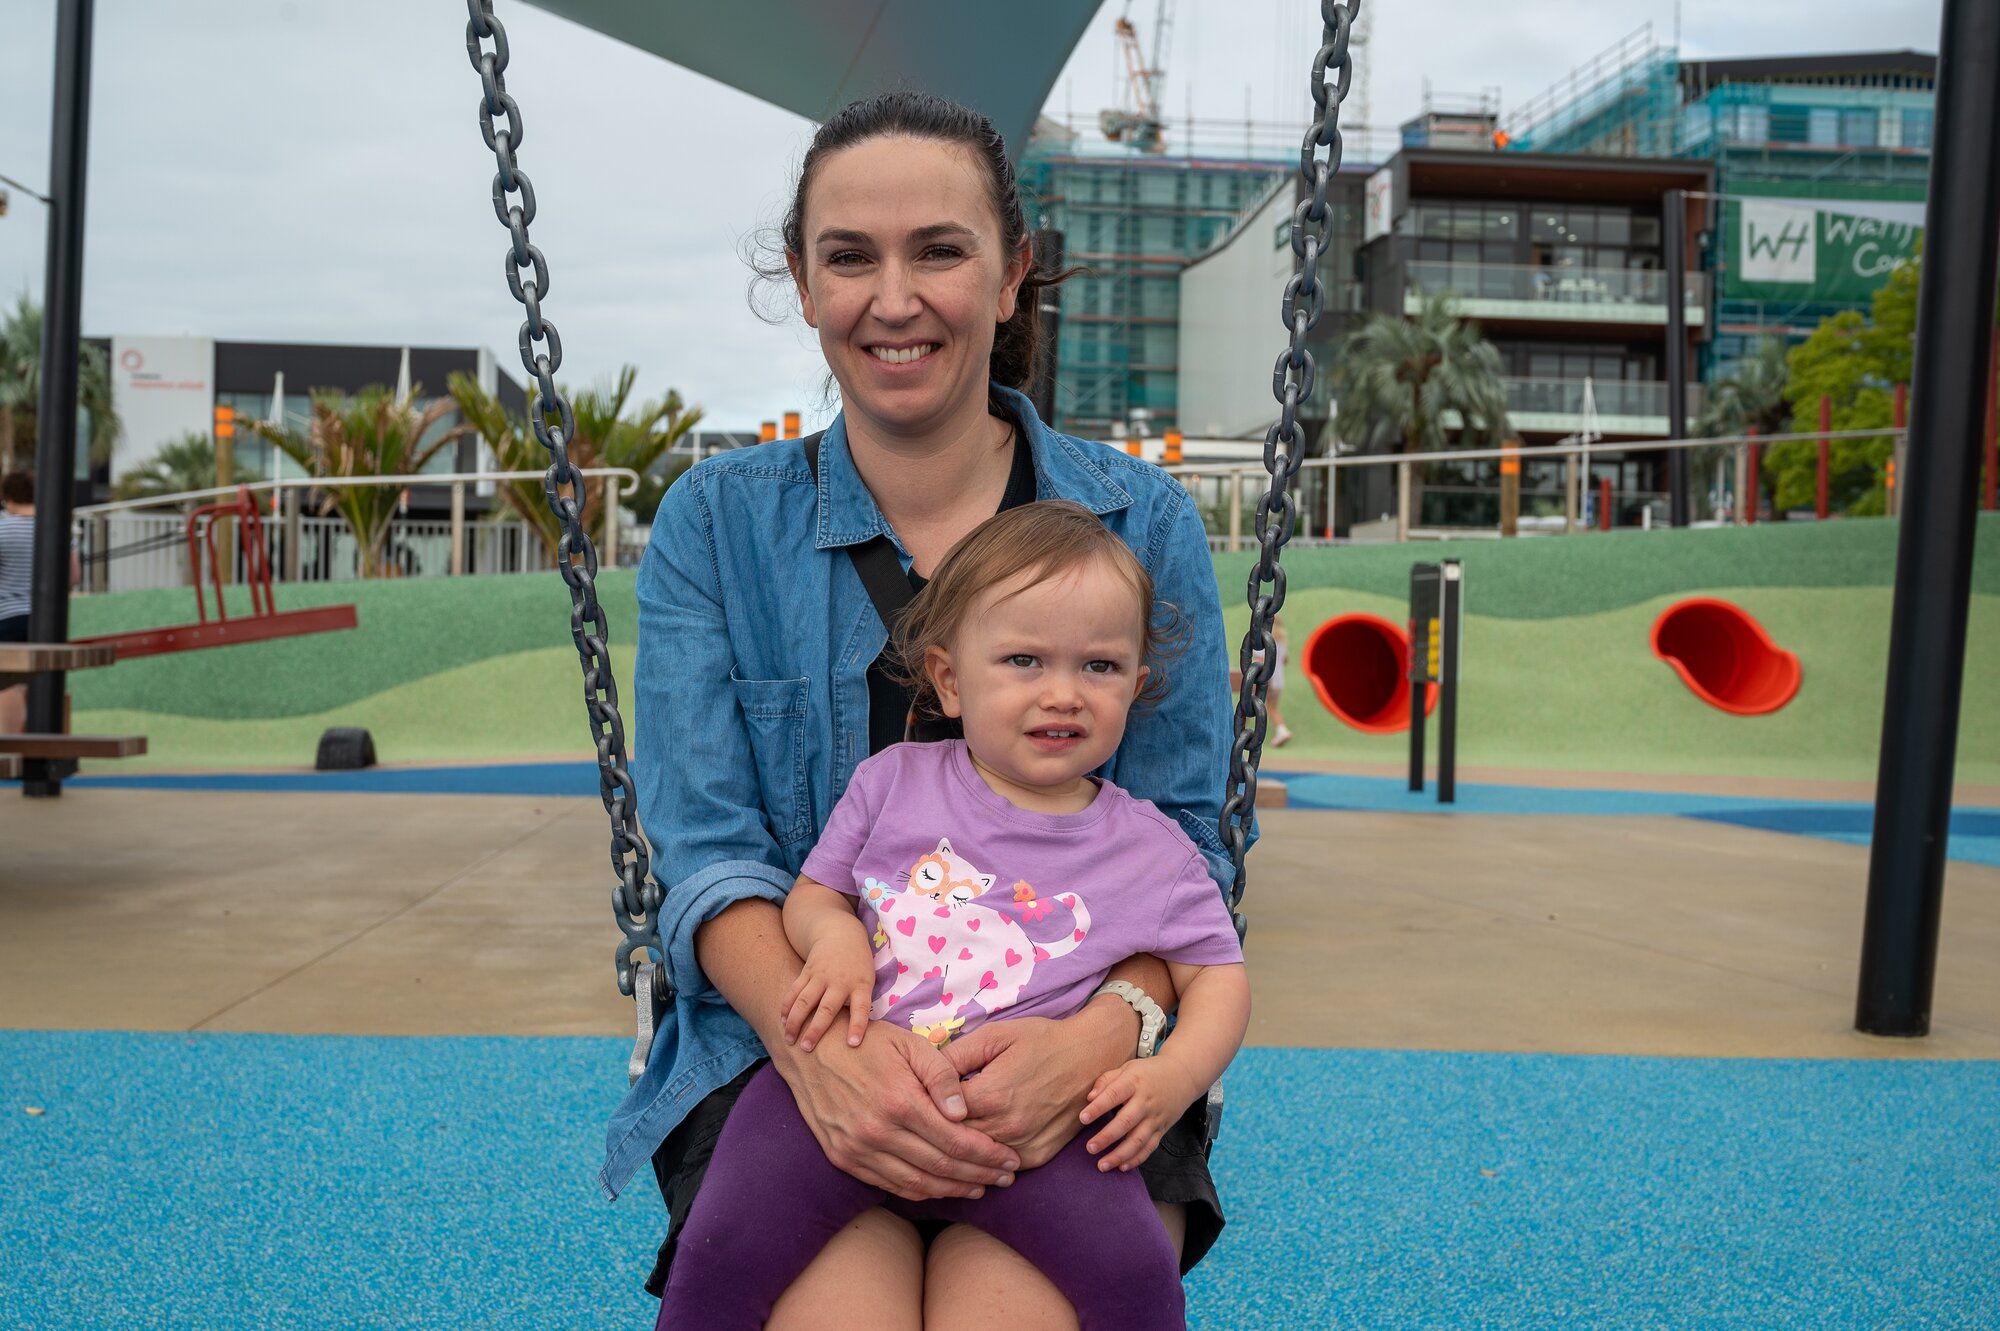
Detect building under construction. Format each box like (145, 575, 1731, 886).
(1020, 118, 1294, 441)
(1503, 26, 1936, 367)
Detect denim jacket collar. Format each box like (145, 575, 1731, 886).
(813, 383, 1132, 553)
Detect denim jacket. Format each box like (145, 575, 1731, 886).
(600, 384, 1238, 1200)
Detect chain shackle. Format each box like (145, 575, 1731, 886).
(1218, 0, 1358, 939)
(463, 0, 662, 998)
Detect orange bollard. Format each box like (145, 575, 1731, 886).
(759, 420, 778, 443)
(1598, 476, 1613, 532)
(782, 412, 801, 440)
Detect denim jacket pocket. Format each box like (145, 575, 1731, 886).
(730, 673, 811, 847)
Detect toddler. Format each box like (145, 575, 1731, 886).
(658, 500, 1250, 1330)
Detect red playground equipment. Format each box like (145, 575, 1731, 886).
(78, 488, 357, 660)
(1301, 613, 1439, 734)
(1650, 598, 1800, 716)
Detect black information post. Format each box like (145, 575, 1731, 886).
(1407, 560, 1463, 803)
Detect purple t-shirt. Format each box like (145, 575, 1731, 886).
(800, 739, 1242, 1047)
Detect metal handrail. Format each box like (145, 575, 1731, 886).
(1164, 426, 1904, 477)
(74, 467, 644, 518)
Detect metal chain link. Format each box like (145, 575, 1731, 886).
(464, 0, 662, 998)
(1218, 0, 1357, 939)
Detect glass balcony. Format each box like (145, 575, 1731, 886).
(1439, 379, 1703, 437)
(1405, 261, 1707, 324)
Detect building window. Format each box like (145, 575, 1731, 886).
(1807, 107, 1839, 146)
(1902, 108, 1934, 148)
(1840, 108, 1879, 147)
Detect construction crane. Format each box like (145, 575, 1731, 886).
(1100, 0, 1175, 154)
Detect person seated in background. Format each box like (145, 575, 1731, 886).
(0, 471, 83, 734)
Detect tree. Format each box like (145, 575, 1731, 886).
(112, 432, 218, 508)
(0, 293, 122, 474)
(250, 386, 464, 578)
(1699, 337, 1792, 439)
(448, 365, 703, 558)
(1332, 292, 1510, 523)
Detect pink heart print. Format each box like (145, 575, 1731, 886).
(1005, 949, 1021, 966)
(967, 918, 980, 931)
(928, 935, 946, 954)
(978, 971, 996, 990)
(896, 917, 915, 936)
(958, 947, 973, 960)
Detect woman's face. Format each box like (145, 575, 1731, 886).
(791, 136, 1030, 437)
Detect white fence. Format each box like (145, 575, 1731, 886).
(80, 512, 571, 593)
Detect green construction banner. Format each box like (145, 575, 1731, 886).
(1724, 198, 1923, 304)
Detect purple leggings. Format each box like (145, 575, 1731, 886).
(655, 1062, 1184, 1330)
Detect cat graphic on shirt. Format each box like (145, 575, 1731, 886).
(860, 837, 1091, 1044)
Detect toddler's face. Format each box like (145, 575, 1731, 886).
(927, 557, 1150, 797)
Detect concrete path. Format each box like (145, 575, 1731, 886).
(6, 786, 1996, 1058)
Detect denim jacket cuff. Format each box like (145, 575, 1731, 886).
(659, 859, 795, 1005)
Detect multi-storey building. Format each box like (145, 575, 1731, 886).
(1504, 28, 1934, 369)
(1020, 120, 1292, 440)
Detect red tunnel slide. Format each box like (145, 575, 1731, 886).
(1301, 613, 1439, 734)
(1650, 598, 1801, 715)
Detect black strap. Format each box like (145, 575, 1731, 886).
(802, 431, 921, 632)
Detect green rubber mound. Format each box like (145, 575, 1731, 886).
(1226, 586, 2000, 785)
(1214, 512, 2000, 620)
(68, 570, 637, 719)
(58, 517, 2000, 782)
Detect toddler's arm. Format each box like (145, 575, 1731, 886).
(780, 874, 879, 1052)
(1077, 960, 1250, 1172)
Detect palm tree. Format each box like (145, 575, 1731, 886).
(112, 432, 218, 508)
(250, 385, 464, 578)
(1332, 292, 1510, 524)
(1699, 337, 1791, 438)
(448, 365, 703, 559)
(0, 293, 121, 473)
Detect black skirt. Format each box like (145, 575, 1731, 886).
(644, 1060, 1225, 1297)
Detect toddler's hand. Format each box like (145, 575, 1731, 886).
(1078, 1057, 1198, 1172)
(781, 942, 876, 1053)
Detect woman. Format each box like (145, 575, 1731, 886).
(608, 92, 1237, 1329)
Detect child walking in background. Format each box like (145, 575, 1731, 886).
(658, 501, 1250, 1331)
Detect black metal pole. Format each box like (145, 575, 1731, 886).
(1437, 560, 1461, 805)
(1406, 678, 1424, 793)
(24, 0, 94, 799)
(1029, 228, 1066, 428)
(1855, 0, 2000, 1038)
(1663, 188, 1690, 527)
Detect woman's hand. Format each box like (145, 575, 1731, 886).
(772, 1020, 1022, 1203)
(779, 939, 876, 1053)
(942, 999, 1136, 1170)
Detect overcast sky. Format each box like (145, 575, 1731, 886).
(0, 0, 1941, 432)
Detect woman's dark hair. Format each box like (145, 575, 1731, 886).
(0, 472, 31, 507)
(750, 91, 1080, 392)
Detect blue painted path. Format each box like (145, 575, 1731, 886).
(75, 763, 2000, 868)
(4, 1032, 1996, 1328)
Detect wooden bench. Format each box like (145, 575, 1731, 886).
(0, 641, 119, 690)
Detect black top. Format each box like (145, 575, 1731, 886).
(865, 415, 1037, 755)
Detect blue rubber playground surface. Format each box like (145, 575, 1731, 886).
(76, 762, 2000, 868)
(4, 1031, 1997, 1328)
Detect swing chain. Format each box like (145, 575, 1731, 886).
(465, 0, 663, 1000)
(1218, 0, 1356, 938)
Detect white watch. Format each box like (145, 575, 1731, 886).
(1094, 980, 1166, 1058)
